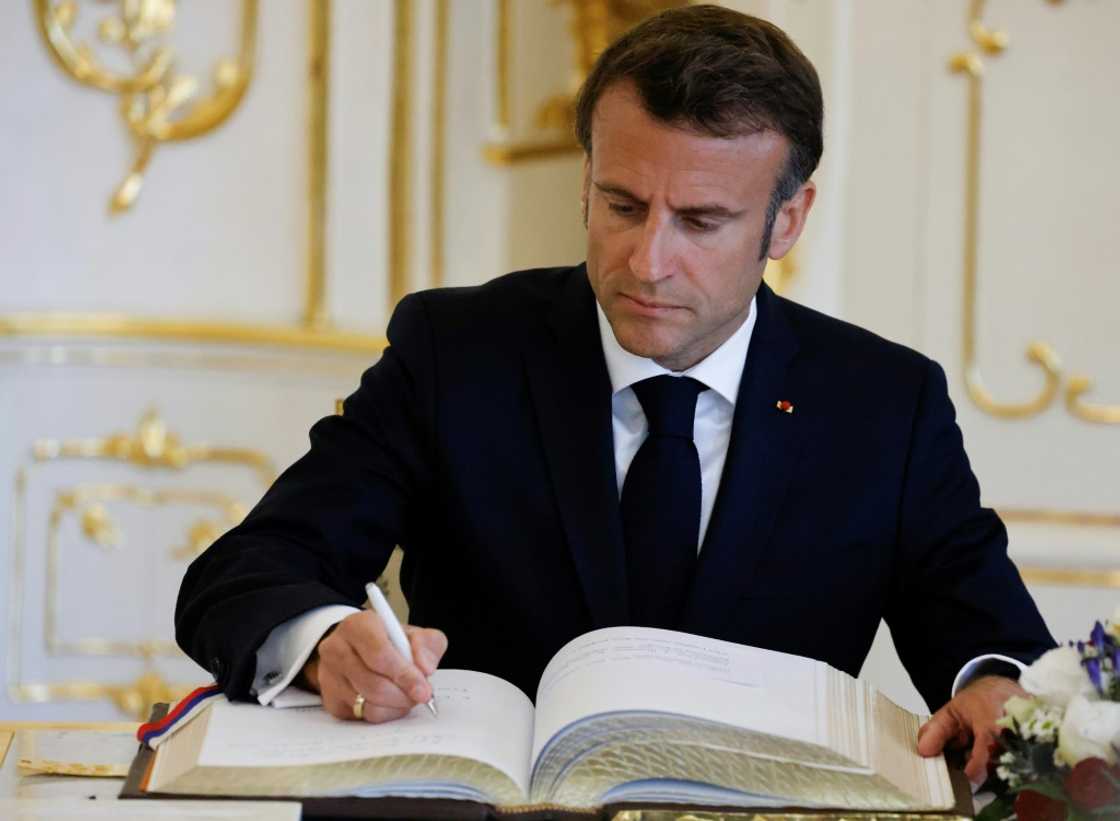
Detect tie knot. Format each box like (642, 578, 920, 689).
(632, 375, 707, 439)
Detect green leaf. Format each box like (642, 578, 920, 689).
(975, 794, 1015, 821)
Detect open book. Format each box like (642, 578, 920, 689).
(142, 627, 956, 813)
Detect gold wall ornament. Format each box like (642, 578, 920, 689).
(484, 0, 687, 165)
(948, 1, 1062, 420)
(10, 671, 193, 723)
(305, 0, 330, 328)
(0, 312, 385, 352)
(1066, 374, 1120, 425)
(8, 411, 275, 714)
(949, 0, 1116, 424)
(45, 483, 249, 656)
(32, 407, 275, 485)
(34, 0, 258, 214)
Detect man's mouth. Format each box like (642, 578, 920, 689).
(620, 294, 680, 313)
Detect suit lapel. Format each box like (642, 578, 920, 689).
(681, 283, 803, 636)
(523, 266, 629, 628)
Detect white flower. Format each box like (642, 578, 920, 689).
(1019, 646, 1097, 708)
(1020, 703, 1063, 744)
(1055, 695, 1120, 766)
(998, 695, 1041, 729)
(1109, 605, 1120, 641)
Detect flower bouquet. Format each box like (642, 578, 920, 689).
(979, 609, 1120, 820)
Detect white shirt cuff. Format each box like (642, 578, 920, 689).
(252, 604, 359, 706)
(951, 653, 1026, 696)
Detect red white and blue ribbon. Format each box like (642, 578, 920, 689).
(136, 683, 223, 748)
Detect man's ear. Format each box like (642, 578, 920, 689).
(768, 180, 816, 260)
(581, 157, 591, 228)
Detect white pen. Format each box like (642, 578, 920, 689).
(365, 582, 438, 717)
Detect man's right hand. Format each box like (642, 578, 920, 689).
(300, 610, 448, 723)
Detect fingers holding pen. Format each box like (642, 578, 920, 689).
(317, 611, 425, 722)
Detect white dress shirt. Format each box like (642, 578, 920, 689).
(251, 296, 1020, 705)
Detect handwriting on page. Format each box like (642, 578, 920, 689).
(538, 633, 762, 701)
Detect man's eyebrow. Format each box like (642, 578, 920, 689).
(593, 182, 641, 201)
(592, 182, 743, 219)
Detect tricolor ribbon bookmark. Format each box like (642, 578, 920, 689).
(136, 683, 223, 748)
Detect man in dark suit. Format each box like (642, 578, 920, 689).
(176, 5, 1053, 783)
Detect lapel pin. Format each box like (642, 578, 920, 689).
(776, 400, 794, 414)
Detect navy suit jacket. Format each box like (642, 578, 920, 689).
(176, 264, 1054, 710)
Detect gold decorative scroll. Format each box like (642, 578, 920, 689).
(45, 483, 247, 656)
(11, 672, 194, 723)
(948, 0, 1061, 420)
(484, 0, 687, 165)
(32, 408, 275, 485)
(1066, 374, 1120, 425)
(34, 0, 258, 213)
(949, 0, 1116, 423)
(8, 411, 273, 715)
(3, 0, 395, 351)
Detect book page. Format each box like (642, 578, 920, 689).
(531, 626, 823, 765)
(197, 669, 534, 795)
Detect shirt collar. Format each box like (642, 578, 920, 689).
(596, 296, 757, 406)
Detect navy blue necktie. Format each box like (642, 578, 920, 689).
(621, 375, 708, 628)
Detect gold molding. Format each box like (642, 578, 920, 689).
(0, 343, 371, 377)
(1066, 374, 1120, 425)
(32, 408, 275, 484)
(34, 0, 258, 213)
(6, 1, 374, 353)
(45, 483, 247, 656)
(1020, 566, 1120, 590)
(495, 0, 511, 135)
(10, 673, 194, 722)
(8, 412, 272, 714)
(305, 0, 331, 328)
(949, 0, 1116, 423)
(484, 0, 685, 165)
(431, 0, 449, 288)
(0, 313, 384, 352)
(0, 721, 137, 731)
(389, 0, 415, 306)
(999, 507, 1120, 529)
(483, 138, 585, 166)
(948, 1, 1061, 420)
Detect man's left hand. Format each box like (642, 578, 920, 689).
(917, 675, 1025, 784)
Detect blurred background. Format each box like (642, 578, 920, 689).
(0, 0, 1116, 721)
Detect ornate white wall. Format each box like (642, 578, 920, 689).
(1, 0, 1115, 721)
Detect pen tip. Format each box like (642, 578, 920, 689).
(427, 699, 438, 718)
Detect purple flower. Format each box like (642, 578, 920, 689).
(1091, 621, 1108, 655)
(1085, 656, 1103, 694)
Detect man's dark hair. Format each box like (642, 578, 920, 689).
(574, 4, 823, 258)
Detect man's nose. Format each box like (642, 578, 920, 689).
(628, 215, 672, 283)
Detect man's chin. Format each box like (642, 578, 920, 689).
(613, 328, 679, 363)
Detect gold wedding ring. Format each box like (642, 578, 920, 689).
(352, 692, 366, 720)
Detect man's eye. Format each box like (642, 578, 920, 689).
(608, 202, 637, 216)
(685, 217, 718, 232)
